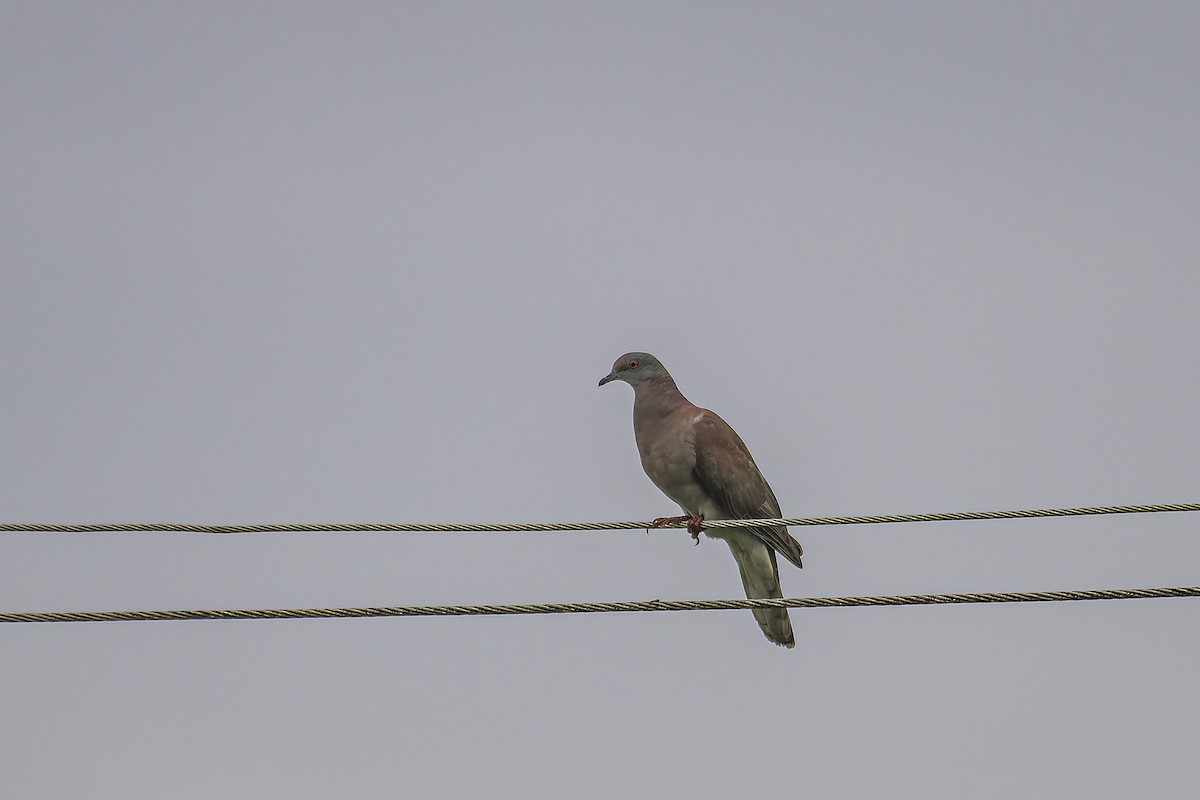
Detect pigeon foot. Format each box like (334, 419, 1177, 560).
(649, 514, 706, 544)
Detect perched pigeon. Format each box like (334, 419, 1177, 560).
(600, 352, 804, 647)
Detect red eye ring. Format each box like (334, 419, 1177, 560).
(628, 359, 639, 369)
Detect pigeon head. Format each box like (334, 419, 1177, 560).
(598, 352, 671, 388)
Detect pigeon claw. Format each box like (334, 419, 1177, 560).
(648, 514, 705, 544)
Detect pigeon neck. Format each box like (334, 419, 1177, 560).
(632, 376, 690, 422)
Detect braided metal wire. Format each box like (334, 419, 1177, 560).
(2, 501, 1198, 535)
(2, 586, 1196, 624)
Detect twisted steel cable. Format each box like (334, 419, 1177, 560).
(3, 501, 1198, 535)
(2, 586, 1196, 624)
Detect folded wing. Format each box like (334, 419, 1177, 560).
(691, 410, 804, 569)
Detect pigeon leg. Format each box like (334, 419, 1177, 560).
(649, 514, 706, 545)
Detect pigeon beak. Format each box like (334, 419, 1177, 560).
(598, 372, 617, 387)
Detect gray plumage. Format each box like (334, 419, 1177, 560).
(600, 352, 804, 648)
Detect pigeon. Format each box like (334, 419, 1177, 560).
(600, 352, 804, 647)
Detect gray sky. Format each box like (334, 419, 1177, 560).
(3, 2, 1198, 797)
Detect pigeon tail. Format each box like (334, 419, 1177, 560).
(720, 528, 796, 648)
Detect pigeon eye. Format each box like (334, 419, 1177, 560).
(628, 359, 639, 369)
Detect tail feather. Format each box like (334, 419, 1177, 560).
(722, 529, 795, 648)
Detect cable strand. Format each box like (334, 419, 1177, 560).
(3, 501, 1199, 534)
(2, 586, 1196, 624)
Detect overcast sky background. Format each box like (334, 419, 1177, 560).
(3, 3, 1198, 798)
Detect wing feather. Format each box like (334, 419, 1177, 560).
(691, 410, 804, 569)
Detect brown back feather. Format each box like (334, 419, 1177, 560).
(690, 411, 804, 569)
